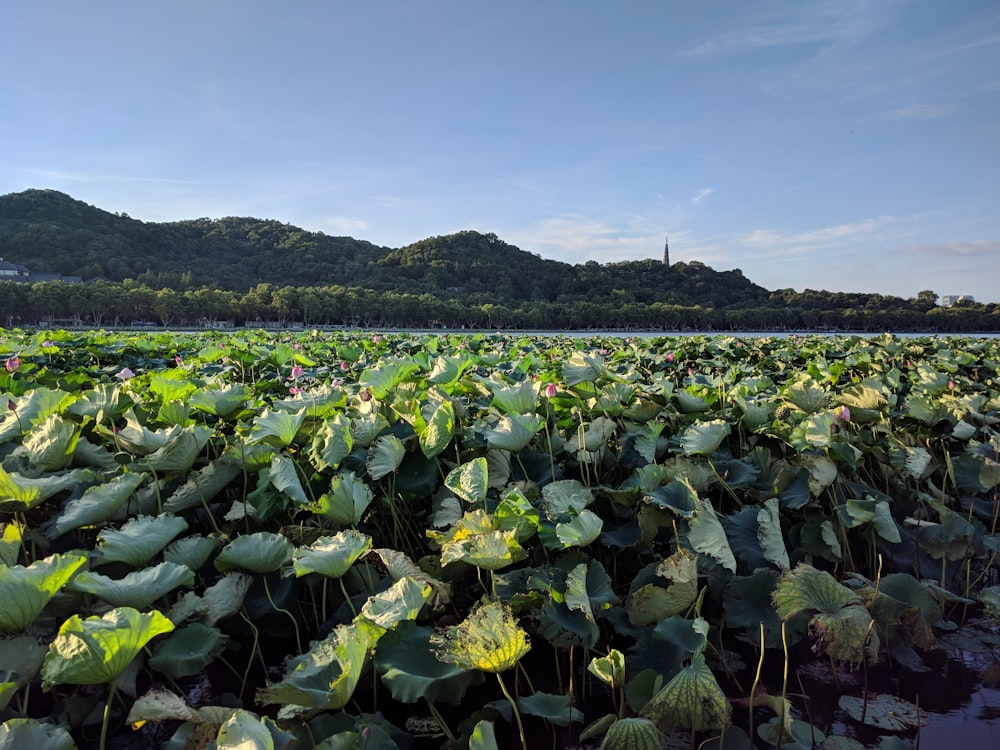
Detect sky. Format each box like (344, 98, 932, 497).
(2, 1, 999, 302)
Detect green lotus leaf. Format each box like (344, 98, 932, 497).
(163, 534, 221, 571)
(0, 635, 47, 686)
(427, 354, 475, 388)
(374, 621, 485, 704)
(469, 719, 499, 750)
(309, 471, 374, 526)
(783, 379, 828, 414)
(0, 718, 76, 750)
(562, 351, 607, 386)
(627, 548, 698, 626)
(169, 571, 253, 627)
(789, 411, 836, 451)
(587, 648, 625, 688)
(634, 421, 666, 464)
(535, 561, 615, 649)
(95, 514, 189, 567)
(46, 471, 145, 538)
(680, 419, 731, 456)
(367, 435, 406, 480)
(445, 457, 488, 505)
(149, 622, 228, 679)
(216, 710, 276, 750)
(161, 456, 243, 513)
(41, 607, 175, 688)
(551, 509, 603, 549)
(351, 412, 390, 449)
(837, 693, 928, 731)
(0, 467, 94, 514)
(485, 414, 544, 453)
(68, 561, 195, 609)
(308, 414, 353, 471)
(599, 718, 663, 750)
(431, 599, 530, 674)
(0, 553, 87, 632)
(640, 651, 730, 732)
(105, 410, 177, 455)
(418, 400, 454, 459)
(257, 621, 373, 710)
(541, 479, 594, 515)
(494, 488, 541, 541)
(126, 687, 204, 725)
(651, 615, 710, 656)
(373, 548, 452, 610)
(22, 414, 79, 471)
(268, 452, 309, 505)
(0, 388, 76, 444)
(189, 382, 250, 418)
(487, 378, 538, 415)
(687, 497, 737, 573)
(518, 691, 583, 727)
(676, 390, 711, 414)
(215, 532, 294, 574)
(136, 424, 211, 474)
(249, 408, 307, 448)
(0, 523, 19, 566)
(293, 530, 373, 579)
(773, 564, 877, 664)
(359, 576, 432, 633)
(757, 716, 826, 748)
(359, 359, 419, 400)
(565, 416, 617, 458)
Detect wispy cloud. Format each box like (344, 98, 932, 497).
(17, 167, 196, 185)
(902, 240, 1000, 257)
(314, 215, 369, 235)
(691, 188, 714, 206)
(507, 214, 668, 265)
(736, 215, 903, 258)
(880, 104, 959, 120)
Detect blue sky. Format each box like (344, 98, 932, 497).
(3, 1, 998, 302)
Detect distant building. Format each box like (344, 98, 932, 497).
(0, 259, 82, 284)
(663, 235, 670, 266)
(941, 294, 975, 306)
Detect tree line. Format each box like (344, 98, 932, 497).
(1, 279, 997, 332)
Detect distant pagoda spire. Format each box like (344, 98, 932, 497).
(662, 234, 670, 266)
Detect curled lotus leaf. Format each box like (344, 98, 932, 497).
(68, 561, 195, 610)
(0, 553, 87, 632)
(0, 718, 76, 750)
(95, 514, 189, 567)
(431, 599, 530, 674)
(214, 532, 293, 574)
(445, 457, 489, 505)
(148, 622, 228, 679)
(640, 652, 730, 733)
(41, 607, 174, 688)
(293, 530, 372, 579)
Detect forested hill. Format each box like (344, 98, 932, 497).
(0, 188, 766, 309)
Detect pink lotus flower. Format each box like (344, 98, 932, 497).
(340, 361, 349, 371)
(666, 352, 675, 363)
(290, 365, 304, 379)
(545, 383, 558, 398)
(116, 367, 135, 380)
(5, 357, 20, 372)
(174, 354, 183, 366)
(838, 405, 851, 422)
(288, 386, 301, 395)
(948, 380, 956, 390)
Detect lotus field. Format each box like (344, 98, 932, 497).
(1, 328, 999, 749)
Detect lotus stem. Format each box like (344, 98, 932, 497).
(496, 672, 528, 750)
(99, 681, 117, 750)
(749, 622, 765, 735)
(424, 698, 456, 742)
(780, 621, 790, 744)
(262, 574, 303, 653)
(338, 576, 358, 617)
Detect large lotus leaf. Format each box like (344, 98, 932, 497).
(41, 607, 175, 688)
(161, 456, 243, 513)
(485, 414, 544, 453)
(216, 709, 289, 750)
(427, 354, 475, 389)
(46, 471, 146, 540)
(189, 382, 250, 418)
(598, 718, 663, 750)
(257, 622, 373, 710)
(627, 548, 698, 626)
(444, 529, 527, 570)
(0, 523, 19, 566)
(0, 636, 47, 688)
(687, 498, 737, 573)
(359, 576, 431, 634)
(359, 359, 419, 400)
(163, 534, 221, 572)
(373, 548, 452, 610)
(0, 467, 94, 514)
(374, 621, 485, 704)
(169, 571, 253, 627)
(106, 410, 178, 455)
(66, 382, 126, 420)
(518, 691, 584, 727)
(277, 384, 346, 421)
(268, 452, 308, 505)
(789, 411, 836, 452)
(309, 414, 353, 471)
(757, 717, 826, 749)
(633, 421, 666, 464)
(21, 414, 78, 471)
(95, 514, 188, 567)
(645, 480, 698, 518)
(487, 378, 538, 415)
(367, 435, 406, 480)
(773, 564, 858, 618)
(562, 351, 607, 386)
(351, 412, 390, 449)
(541, 479, 594, 515)
(865, 573, 940, 649)
(0, 553, 87, 632)
(293, 530, 372, 579)
(445, 457, 488, 505)
(0, 388, 75, 444)
(69, 561, 195, 609)
(149, 622, 228, 679)
(680, 420, 731, 456)
(215, 532, 294, 574)
(249, 408, 307, 448)
(565, 416, 617, 457)
(548, 509, 603, 550)
(838, 693, 928, 731)
(0, 718, 76, 750)
(431, 599, 530, 674)
(594, 382, 637, 417)
(783, 379, 828, 414)
(418, 401, 454, 459)
(588, 648, 625, 688)
(640, 652, 730, 732)
(309, 471, 374, 526)
(126, 687, 205, 724)
(136, 425, 212, 474)
(723, 569, 807, 649)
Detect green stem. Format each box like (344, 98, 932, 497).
(425, 698, 456, 742)
(338, 576, 358, 617)
(100, 681, 118, 750)
(262, 575, 303, 654)
(496, 673, 528, 750)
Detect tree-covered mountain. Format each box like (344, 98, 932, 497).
(0, 189, 766, 309)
